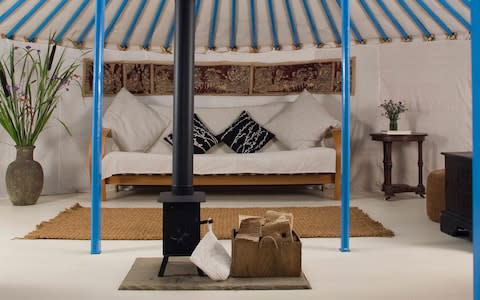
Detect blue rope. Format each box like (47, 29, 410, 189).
(397, 0, 432, 39)
(143, 0, 168, 49)
(208, 0, 220, 49)
(267, 0, 280, 49)
(358, 0, 389, 42)
(438, 0, 470, 32)
(120, 0, 148, 49)
(55, 0, 90, 44)
(28, 0, 68, 42)
(335, 0, 364, 43)
(76, 0, 111, 46)
(284, 0, 301, 48)
(6, 0, 46, 39)
(105, 0, 129, 41)
(319, 0, 341, 44)
(416, 0, 453, 37)
(0, 0, 25, 23)
(163, 0, 202, 51)
(375, 0, 410, 40)
(230, 0, 238, 49)
(249, 0, 258, 50)
(301, 0, 322, 46)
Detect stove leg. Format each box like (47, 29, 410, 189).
(158, 256, 169, 277)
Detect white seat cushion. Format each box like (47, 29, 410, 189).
(101, 147, 336, 179)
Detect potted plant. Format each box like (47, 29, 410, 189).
(0, 41, 80, 205)
(379, 99, 408, 131)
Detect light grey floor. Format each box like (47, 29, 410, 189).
(0, 188, 472, 300)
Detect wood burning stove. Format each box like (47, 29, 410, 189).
(158, 0, 206, 277)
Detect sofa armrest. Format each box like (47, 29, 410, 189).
(326, 127, 341, 200)
(88, 128, 112, 180)
(325, 127, 341, 151)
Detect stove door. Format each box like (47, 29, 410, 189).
(163, 202, 201, 256)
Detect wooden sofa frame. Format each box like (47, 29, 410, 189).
(89, 128, 342, 201)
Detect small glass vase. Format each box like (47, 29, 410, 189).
(389, 119, 398, 131)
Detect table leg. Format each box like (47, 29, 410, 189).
(383, 141, 394, 199)
(417, 140, 426, 197)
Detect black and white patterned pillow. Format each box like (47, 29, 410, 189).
(164, 114, 219, 154)
(219, 111, 275, 154)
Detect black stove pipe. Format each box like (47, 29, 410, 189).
(172, 0, 195, 196)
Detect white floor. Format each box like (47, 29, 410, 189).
(0, 188, 472, 300)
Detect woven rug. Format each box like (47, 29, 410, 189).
(22, 204, 394, 240)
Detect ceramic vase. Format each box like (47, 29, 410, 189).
(5, 146, 43, 206)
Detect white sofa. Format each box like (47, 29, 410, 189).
(92, 89, 342, 201)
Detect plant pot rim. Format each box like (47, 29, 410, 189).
(15, 145, 35, 149)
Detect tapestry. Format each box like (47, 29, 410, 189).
(124, 63, 151, 95)
(82, 59, 354, 96)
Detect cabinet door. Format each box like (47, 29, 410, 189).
(445, 156, 472, 220)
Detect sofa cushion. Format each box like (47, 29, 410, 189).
(103, 88, 168, 152)
(164, 114, 219, 154)
(265, 90, 340, 150)
(102, 147, 336, 179)
(148, 102, 288, 154)
(220, 111, 275, 153)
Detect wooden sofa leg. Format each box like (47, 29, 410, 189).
(334, 173, 341, 201)
(102, 180, 107, 202)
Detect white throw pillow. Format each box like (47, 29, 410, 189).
(103, 88, 168, 152)
(265, 90, 340, 150)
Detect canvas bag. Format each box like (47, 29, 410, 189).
(190, 219, 231, 281)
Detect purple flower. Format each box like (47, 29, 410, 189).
(25, 45, 32, 50)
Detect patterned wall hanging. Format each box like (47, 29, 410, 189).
(82, 59, 355, 97)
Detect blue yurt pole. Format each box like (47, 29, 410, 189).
(472, 0, 480, 298)
(340, 0, 351, 252)
(91, 0, 106, 255)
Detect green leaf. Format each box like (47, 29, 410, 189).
(54, 117, 72, 137)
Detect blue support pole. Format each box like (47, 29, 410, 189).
(91, 0, 106, 255)
(340, 0, 350, 252)
(472, 1, 480, 298)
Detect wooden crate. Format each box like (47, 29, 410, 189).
(230, 229, 302, 277)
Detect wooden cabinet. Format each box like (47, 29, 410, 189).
(440, 152, 472, 239)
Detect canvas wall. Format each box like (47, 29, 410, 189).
(0, 39, 472, 198)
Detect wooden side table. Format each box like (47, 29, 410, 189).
(370, 132, 428, 199)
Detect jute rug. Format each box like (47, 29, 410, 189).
(119, 258, 311, 290)
(22, 204, 394, 240)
